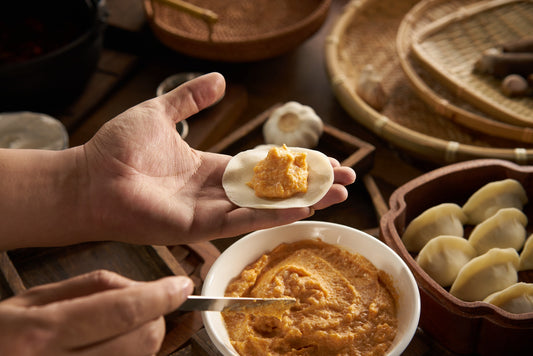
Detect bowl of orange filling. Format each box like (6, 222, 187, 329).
(201, 221, 420, 355)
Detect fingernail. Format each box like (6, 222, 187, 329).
(180, 277, 194, 296)
(308, 207, 315, 217)
(168, 276, 194, 298)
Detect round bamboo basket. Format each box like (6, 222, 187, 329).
(325, 0, 533, 165)
(143, 0, 331, 62)
(397, 0, 533, 144)
(410, 0, 533, 128)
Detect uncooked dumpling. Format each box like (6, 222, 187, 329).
(468, 208, 528, 255)
(402, 203, 467, 253)
(416, 235, 477, 287)
(462, 179, 527, 225)
(450, 248, 520, 302)
(222, 145, 333, 209)
(484, 283, 533, 314)
(519, 234, 533, 271)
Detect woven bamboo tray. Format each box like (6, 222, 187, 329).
(325, 0, 533, 165)
(397, 0, 533, 144)
(411, 0, 533, 128)
(143, 0, 331, 62)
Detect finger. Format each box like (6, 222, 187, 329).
(6, 270, 136, 307)
(221, 207, 313, 238)
(312, 183, 350, 210)
(52, 276, 193, 349)
(73, 317, 165, 356)
(333, 166, 356, 186)
(328, 157, 341, 168)
(162, 72, 226, 123)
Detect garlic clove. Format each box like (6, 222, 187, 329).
(356, 64, 388, 111)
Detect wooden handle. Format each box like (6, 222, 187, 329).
(502, 36, 533, 53)
(154, 0, 218, 24)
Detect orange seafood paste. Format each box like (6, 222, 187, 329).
(223, 239, 398, 356)
(247, 144, 309, 199)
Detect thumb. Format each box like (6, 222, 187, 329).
(162, 72, 226, 124)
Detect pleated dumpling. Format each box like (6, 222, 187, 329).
(519, 234, 533, 271)
(484, 283, 533, 314)
(449, 248, 520, 302)
(462, 179, 527, 225)
(402, 203, 467, 253)
(468, 208, 528, 255)
(416, 235, 477, 287)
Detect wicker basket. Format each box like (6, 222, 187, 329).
(325, 0, 533, 165)
(397, 0, 533, 144)
(143, 0, 331, 62)
(411, 0, 533, 127)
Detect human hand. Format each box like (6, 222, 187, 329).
(0, 270, 193, 356)
(80, 72, 356, 245)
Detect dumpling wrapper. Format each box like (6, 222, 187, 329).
(222, 146, 334, 209)
(484, 282, 533, 314)
(519, 234, 533, 271)
(462, 179, 528, 225)
(468, 207, 528, 255)
(416, 235, 477, 287)
(450, 247, 519, 302)
(402, 203, 467, 253)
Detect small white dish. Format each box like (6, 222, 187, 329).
(202, 221, 421, 356)
(0, 111, 68, 150)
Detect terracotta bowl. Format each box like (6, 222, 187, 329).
(143, 0, 331, 62)
(380, 159, 533, 356)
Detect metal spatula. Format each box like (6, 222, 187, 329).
(178, 295, 296, 312)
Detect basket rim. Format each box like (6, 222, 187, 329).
(397, 0, 533, 145)
(144, 0, 332, 45)
(324, 0, 533, 165)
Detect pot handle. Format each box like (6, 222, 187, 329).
(87, 0, 109, 23)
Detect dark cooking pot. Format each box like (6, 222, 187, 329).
(0, 0, 107, 111)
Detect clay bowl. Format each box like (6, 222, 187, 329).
(380, 159, 533, 356)
(143, 0, 331, 62)
(202, 221, 420, 356)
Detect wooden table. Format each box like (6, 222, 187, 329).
(1, 0, 459, 355)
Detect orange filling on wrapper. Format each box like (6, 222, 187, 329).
(247, 144, 309, 199)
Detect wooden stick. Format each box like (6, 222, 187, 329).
(502, 36, 533, 53)
(154, 0, 218, 24)
(0, 251, 26, 295)
(474, 49, 533, 78)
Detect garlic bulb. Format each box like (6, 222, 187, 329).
(356, 64, 387, 111)
(263, 101, 324, 148)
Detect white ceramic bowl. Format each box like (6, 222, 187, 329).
(202, 220, 420, 356)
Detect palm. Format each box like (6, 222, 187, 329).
(80, 73, 355, 246)
(84, 93, 235, 244)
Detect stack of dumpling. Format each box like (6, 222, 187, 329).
(402, 178, 533, 314)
